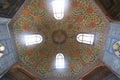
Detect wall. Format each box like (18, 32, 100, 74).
(104, 74, 120, 80)
(103, 23, 120, 75)
(82, 66, 113, 80)
(95, 0, 120, 21)
(0, 75, 12, 80)
(0, 17, 16, 77)
(0, 0, 25, 18)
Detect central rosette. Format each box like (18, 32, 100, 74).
(52, 30, 67, 44)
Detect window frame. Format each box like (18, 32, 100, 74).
(56, 53, 65, 69)
(76, 33, 95, 45)
(52, 0, 64, 20)
(0, 44, 5, 58)
(24, 34, 43, 46)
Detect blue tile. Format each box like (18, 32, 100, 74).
(103, 23, 120, 75)
(105, 38, 111, 51)
(0, 25, 9, 40)
(0, 17, 10, 25)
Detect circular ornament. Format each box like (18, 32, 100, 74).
(113, 41, 120, 57)
(52, 30, 67, 44)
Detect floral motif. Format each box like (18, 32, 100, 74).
(89, 22, 96, 28)
(37, 1, 45, 8)
(12, 0, 108, 79)
(26, 49, 33, 57)
(33, 61, 39, 68)
(86, 7, 94, 14)
(21, 23, 29, 31)
(22, 8, 31, 16)
(39, 53, 47, 59)
(75, 15, 83, 22)
(71, 0, 80, 8)
(74, 51, 80, 58)
(81, 61, 87, 67)
(44, 64, 51, 71)
(34, 16, 42, 23)
(69, 63, 76, 70)
(85, 48, 93, 56)
(67, 24, 73, 29)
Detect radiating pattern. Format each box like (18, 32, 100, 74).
(12, 0, 108, 80)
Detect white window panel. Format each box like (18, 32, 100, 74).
(0, 44, 5, 51)
(52, 0, 64, 20)
(0, 53, 3, 57)
(76, 33, 95, 45)
(24, 35, 43, 46)
(56, 53, 64, 69)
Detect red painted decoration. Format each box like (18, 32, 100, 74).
(86, 7, 94, 14)
(75, 16, 83, 22)
(89, 22, 96, 28)
(22, 8, 31, 16)
(21, 24, 29, 31)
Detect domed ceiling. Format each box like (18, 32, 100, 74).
(11, 0, 109, 80)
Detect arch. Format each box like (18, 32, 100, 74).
(52, 0, 64, 20)
(76, 33, 95, 45)
(56, 53, 64, 69)
(24, 34, 43, 46)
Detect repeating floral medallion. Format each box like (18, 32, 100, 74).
(12, 0, 108, 80)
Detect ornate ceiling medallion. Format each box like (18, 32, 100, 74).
(113, 41, 120, 57)
(52, 30, 67, 44)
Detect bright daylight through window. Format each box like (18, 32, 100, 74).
(56, 53, 64, 69)
(76, 33, 95, 45)
(0, 44, 5, 57)
(24, 35, 43, 46)
(52, 0, 64, 20)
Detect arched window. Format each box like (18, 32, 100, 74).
(56, 53, 64, 69)
(0, 44, 5, 57)
(76, 33, 95, 45)
(52, 0, 64, 20)
(24, 34, 43, 46)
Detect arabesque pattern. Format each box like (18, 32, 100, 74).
(12, 0, 108, 80)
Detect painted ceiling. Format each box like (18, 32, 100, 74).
(12, 0, 108, 80)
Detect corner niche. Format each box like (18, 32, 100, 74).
(95, 0, 120, 21)
(0, 0, 25, 18)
